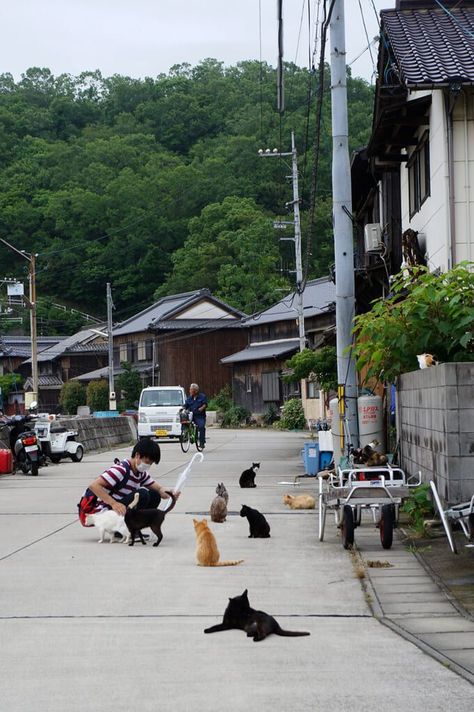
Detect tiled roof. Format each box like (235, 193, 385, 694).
(154, 318, 244, 331)
(0, 336, 65, 359)
(72, 362, 152, 381)
(243, 277, 336, 327)
(220, 339, 300, 365)
(112, 290, 205, 337)
(382, 7, 474, 86)
(24, 327, 107, 363)
(24, 375, 63, 389)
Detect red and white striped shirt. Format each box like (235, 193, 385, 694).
(95, 460, 155, 511)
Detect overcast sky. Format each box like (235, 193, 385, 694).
(2, 0, 396, 84)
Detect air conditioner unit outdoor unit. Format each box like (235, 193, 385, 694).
(364, 223, 383, 253)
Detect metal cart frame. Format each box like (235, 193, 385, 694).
(430, 480, 474, 554)
(318, 466, 421, 549)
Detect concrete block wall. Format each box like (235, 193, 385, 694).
(397, 363, 474, 503)
(56, 415, 137, 453)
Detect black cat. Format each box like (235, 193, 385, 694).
(240, 504, 270, 538)
(239, 462, 260, 488)
(204, 590, 310, 642)
(124, 492, 176, 547)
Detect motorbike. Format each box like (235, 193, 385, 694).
(0, 404, 44, 476)
(34, 415, 84, 463)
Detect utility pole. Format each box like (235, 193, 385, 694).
(0, 239, 38, 406)
(259, 131, 306, 352)
(330, 0, 359, 448)
(106, 282, 116, 411)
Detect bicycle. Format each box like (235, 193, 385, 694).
(179, 410, 203, 453)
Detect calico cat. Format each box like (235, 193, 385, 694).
(204, 589, 310, 641)
(239, 462, 260, 488)
(193, 518, 243, 566)
(240, 504, 270, 538)
(417, 353, 437, 369)
(124, 491, 176, 547)
(210, 482, 228, 523)
(283, 494, 316, 510)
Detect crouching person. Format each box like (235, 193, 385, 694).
(80, 439, 179, 525)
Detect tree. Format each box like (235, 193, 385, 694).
(116, 362, 142, 410)
(59, 381, 86, 415)
(283, 346, 337, 405)
(86, 379, 109, 412)
(352, 263, 474, 384)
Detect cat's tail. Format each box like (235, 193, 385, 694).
(211, 559, 244, 566)
(276, 626, 310, 637)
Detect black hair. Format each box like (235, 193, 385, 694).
(132, 438, 161, 464)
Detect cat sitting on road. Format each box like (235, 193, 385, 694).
(204, 589, 310, 641)
(239, 504, 271, 538)
(210, 482, 228, 523)
(283, 494, 316, 510)
(193, 518, 243, 566)
(239, 462, 260, 488)
(85, 509, 128, 543)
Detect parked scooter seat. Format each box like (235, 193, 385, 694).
(50, 426, 68, 433)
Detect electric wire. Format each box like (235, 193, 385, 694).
(434, 0, 474, 41)
(357, 0, 376, 74)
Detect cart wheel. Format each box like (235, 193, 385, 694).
(50, 455, 61, 464)
(71, 445, 84, 463)
(380, 504, 394, 549)
(341, 505, 354, 549)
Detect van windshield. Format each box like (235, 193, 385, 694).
(141, 390, 184, 407)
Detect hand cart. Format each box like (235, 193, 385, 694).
(318, 465, 421, 550)
(430, 480, 474, 554)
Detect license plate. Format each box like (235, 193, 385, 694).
(155, 429, 169, 437)
(25, 445, 38, 452)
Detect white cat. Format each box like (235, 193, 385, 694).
(85, 509, 128, 543)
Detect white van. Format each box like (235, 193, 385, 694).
(138, 386, 186, 440)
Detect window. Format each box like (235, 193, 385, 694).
(138, 341, 146, 361)
(119, 343, 127, 363)
(408, 132, 430, 217)
(306, 381, 320, 399)
(262, 371, 280, 402)
(245, 375, 252, 393)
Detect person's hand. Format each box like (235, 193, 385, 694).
(172, 490, 181, 499)
(111, 501, 126, 516)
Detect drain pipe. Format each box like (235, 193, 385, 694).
(445, 84, 460, 268)
(463, 89, 472, 263)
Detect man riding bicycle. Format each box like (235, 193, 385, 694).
(184, 383, 207, 449)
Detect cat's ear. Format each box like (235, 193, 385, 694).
(242, 589, 248, 598)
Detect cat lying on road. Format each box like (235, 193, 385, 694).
(283, 494, 316, 510)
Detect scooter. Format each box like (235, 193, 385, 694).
(34, 415, 84, 463)
(0, 404, 44, 476)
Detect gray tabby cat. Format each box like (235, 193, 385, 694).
(210, 482, 229, 523)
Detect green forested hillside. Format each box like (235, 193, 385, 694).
(0, 61, 373, 329)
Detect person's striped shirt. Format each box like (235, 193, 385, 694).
(94, 460, 155, 511)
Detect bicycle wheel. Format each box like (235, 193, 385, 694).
(180, 425, 190, 453)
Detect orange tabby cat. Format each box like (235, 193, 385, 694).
(193, 518, 243, 567)
(283, 494, 316, 510)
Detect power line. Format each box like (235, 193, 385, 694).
(358, 0, 376, 74)
(434, 0, 474, 42)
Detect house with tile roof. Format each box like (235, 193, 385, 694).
(352, 0, 474, 308)
(221, 277, 336, 418)
(76, 289, 248, 401)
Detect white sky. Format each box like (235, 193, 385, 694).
(2, 0, 396, 83)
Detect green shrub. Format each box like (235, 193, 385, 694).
(278, 398, 306, 430)
(59, 381, 86, 415)
(86, 379, 109, 412)
(207, 384, 232, 412)
(401, 484, 434, 535)
(221, 405, 250, 428)
(116, 362, 142, 409)
(263, 403, 280, 426)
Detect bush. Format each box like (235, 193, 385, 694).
(207, 384, 232, 412)
(221, 405, 250, 428)
(59, 381, 86, 415)
(86, 379, 109, 412)
(263, 403, 280, 426)
(116, 362, 142, 409)
(401, 484, 435, 535)
(278, 398, 306, 430)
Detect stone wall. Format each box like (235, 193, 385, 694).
(397, 363, 474, 504)
(56, 415, 137, 453)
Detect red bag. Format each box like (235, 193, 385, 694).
(77, 489, 98, 527)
